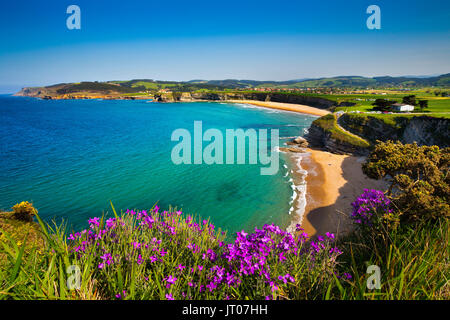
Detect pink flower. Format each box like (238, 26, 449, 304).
(165, 293, 174, 300)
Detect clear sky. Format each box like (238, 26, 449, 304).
(0, 0, 449, 92)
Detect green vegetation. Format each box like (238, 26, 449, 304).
(55, 82, 140, 94)
(0, 207, 44, 269)
(171, 74, 450, 89)
(0, 205, 345, 300)
(112, 79, 228, 92)
(336, 142, 449, 299)
(363, 141, 449, 222)
(312, 114, 371, 148)
(334, 92, 450, 115)
(338, 218, 448, 299)
(0, 143, 448, 300)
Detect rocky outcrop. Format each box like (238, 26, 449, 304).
(402, 117, 450, 147)
(306, 123, 369, 156)
(339, 114, 450, 148)
(286, 136, 309, 148)
(154, 92, 335, 110)
(280, 136, 309, 153)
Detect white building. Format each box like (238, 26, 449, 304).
(391, 103, 415, 112)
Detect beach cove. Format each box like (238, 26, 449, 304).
(229, 100, 386, 238)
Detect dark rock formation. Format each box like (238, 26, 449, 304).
(339, 114, 450, 148)
(286, 136, 309, 148)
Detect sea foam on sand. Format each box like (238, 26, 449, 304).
(278, 148, 310, 234)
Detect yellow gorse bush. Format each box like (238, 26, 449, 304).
(12, 201, 38, 222)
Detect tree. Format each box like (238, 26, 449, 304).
(418, 100, 428, 112)
(362, 141, 450, 222)
(372, 99, 395, 111)
(402, 95, 416, 106)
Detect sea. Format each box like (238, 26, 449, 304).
(0, 95, 316, 237)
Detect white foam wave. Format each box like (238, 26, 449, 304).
(285, 153, 309, 233)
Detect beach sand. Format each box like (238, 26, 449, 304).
(231, 99, 383, 238)
(226, 100, 331, 117)
(286, 148, 387, 239)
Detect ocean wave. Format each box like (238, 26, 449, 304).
(284, 154, 309, 233)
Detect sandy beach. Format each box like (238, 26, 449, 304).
(231, 99, 383, 238)
(286, 148, 387, 239)
(226, 99, 331, 117)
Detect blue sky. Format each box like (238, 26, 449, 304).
(0, 0, 449, 92)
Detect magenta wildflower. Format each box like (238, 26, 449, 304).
(88, 217, 100, 228)
(176, 264, 186, 272)
(165, 275, 177, 288)
(165, 293, 174, 300)
(351, 189, 391, 226)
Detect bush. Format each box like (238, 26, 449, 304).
(11, 201, 37, 222)
(362, 141, 450, 222)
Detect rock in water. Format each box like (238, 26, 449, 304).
(287, 136, 308, 147)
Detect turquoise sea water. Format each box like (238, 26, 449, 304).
(0, 95, 316, 236)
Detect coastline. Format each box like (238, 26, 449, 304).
(286, 148, 387, 238)
(226, 99, 365, 238)
(225, 99, 331, 117)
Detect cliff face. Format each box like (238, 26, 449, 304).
(306, 122, 370, 156)
(16, 85, 336, 111)
(401, 117, 450, 147)
(305, 113, 449, 156)
(339, 114, 450, 148)
(157, 92, 335, 110)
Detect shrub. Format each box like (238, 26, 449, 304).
(362, 141, 450, 222)
(11, 201, 37, 222)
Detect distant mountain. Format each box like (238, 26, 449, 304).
(186, 74, 450, 89)
(15, 74, 450, 98)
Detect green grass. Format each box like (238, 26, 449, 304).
(0, 207, 344, 300)
(333, 93, 450, 114)
(337, 219, 449, 299)
(0, 212, 45, 269)
(1, 205, 447, 300)
(313, 114, 371, 148)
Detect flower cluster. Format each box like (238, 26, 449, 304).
(67, 207, 345, 300)
(351, 189, 392, 226)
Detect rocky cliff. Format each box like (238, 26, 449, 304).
(306, 120, 370, 156)
(305, 113, 449, 156)
(154, 91, 335, 110)
(338, 114, 450, 148)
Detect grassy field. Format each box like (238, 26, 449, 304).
(330, 91, 450, 114)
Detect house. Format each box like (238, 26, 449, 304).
(391, 103, 415, 112)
